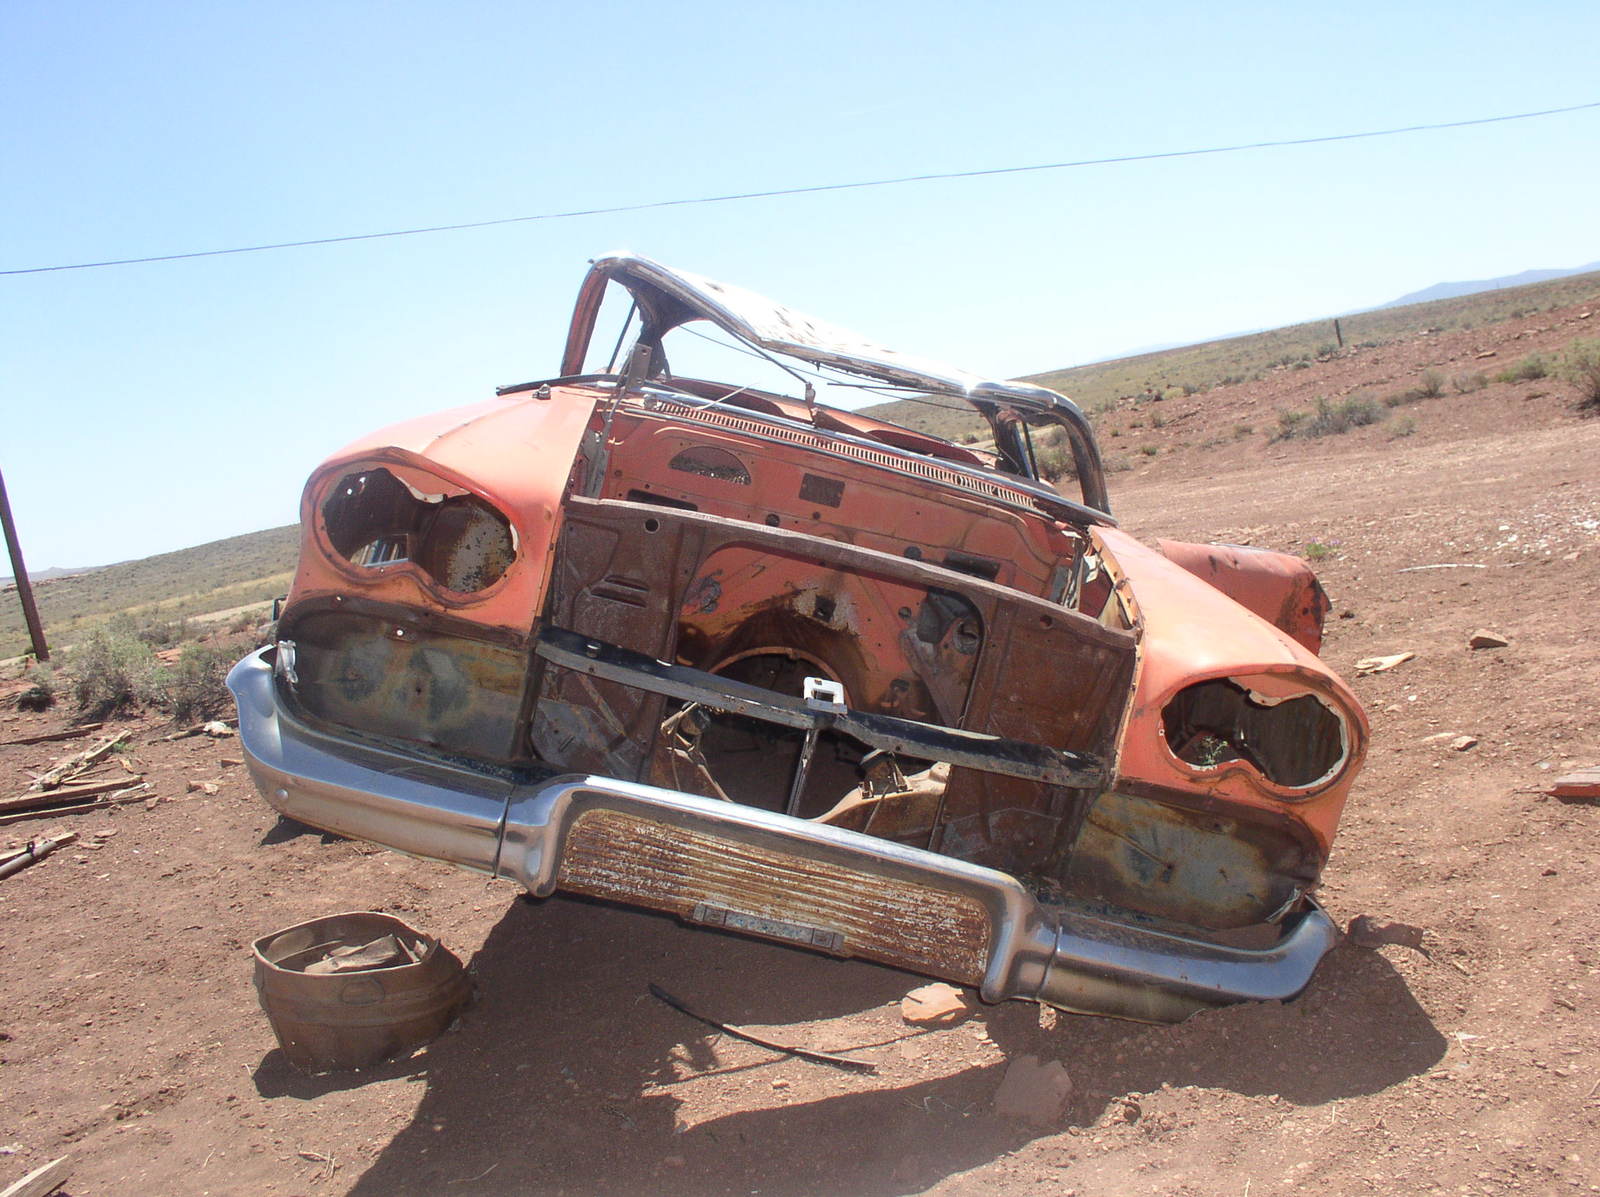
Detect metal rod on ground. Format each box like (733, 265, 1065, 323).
(648, 983, 876, 1072)
(0, 832, 77, 881)
(0, 467, 49, 662)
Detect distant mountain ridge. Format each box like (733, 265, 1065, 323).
(1381, 261, 1600, 309)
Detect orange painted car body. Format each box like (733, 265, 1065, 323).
(251, 255, 1370, 1019)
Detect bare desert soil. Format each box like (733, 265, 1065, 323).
(2, 304, 1599, 1196)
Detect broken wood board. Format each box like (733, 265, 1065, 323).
(0, 723, 103, 748)
(1550, 767, 1600, 802)
(28, 735, 122, 791)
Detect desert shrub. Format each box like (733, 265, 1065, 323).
(134, 616, 191, 648)
(1274, 409, 1308, 440)
(1278, 396, 1387, 441)
(1303, 540, 1339, 561)
(1389, 416, 1417, 438)
(162, 642, 235, 723)
(1315, 343, 1338, 359)
(1558, 338, 1600, 413)
(17, 667, 57, 712)
(1451, 371, 1488, 394)
(1417, 370, 1446, 398)
(69, 626, 164, 716)
(1493, 353, 1550, 383)
(1233, 423, 1254, 439)
(1140, 444, 1159, 457)
(1382, 386, 1430, 407)
(1149, 410, 1166, 429)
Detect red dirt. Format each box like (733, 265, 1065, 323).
(2, 304, 1598, 1196)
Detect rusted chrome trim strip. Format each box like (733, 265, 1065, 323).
(229, 648, 1335, 1023)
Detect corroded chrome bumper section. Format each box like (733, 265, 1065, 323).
(229, 649, 1338, 1023)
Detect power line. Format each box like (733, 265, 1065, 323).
(6, 99, 1598, 278)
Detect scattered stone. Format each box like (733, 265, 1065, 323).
(202, 721, 236, 738)
(219, 758, 244, 768)
(1355, 651, 1415, 675)
(186, 780, 222, 795)
(1451, 735, 1479, 752)
(992, 1055, 1073, 1126)
(1468, 630, 1509, 649)
(900, 983, 974, 1028)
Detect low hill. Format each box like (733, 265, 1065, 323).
(1, 524, 299, 658)
(862, 266, 1600, 441)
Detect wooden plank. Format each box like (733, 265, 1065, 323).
(0, 790, 152, 827)
(1, 778, 142, 814)
(0, 723, 103, 748)
(29, 735, 121, 791)
(1551, 767, 1600, 801)
(0, 1155, 73, 1197)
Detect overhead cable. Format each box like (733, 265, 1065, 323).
(4, 99, 1597, 277)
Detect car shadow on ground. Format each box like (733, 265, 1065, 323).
(334, 897, 1444, 1196)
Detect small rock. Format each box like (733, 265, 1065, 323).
(1451, 735, 1478, 752)
(219, 757, 244, 768)
(1355, 651, 1415, 675)
(992, 1055, 1073, 1126)
(185, 780, 222, 795)
(900, 983, 974, 1028)
(1468, 630, 1509, 649)
(1345, 915, 1427, 952)
(202, 721, 236, 738)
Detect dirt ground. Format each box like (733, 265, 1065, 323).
(2, 304, 1598, 1196)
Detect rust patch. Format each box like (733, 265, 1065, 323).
(556, 809, 991, 984)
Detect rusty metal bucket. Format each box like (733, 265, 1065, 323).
(252, 911, 470, 1073)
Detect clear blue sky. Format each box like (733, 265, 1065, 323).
(4, 0, 1598, 569)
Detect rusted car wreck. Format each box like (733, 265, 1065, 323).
(230, 256, 1367, 1022)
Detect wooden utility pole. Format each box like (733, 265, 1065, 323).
(0, 467, 49, 662)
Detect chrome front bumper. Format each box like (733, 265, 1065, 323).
(229, 649, 1338, 1023)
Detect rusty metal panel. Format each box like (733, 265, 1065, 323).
(530, 505, 695, 777)
(1058, 788, 1317, 929)
(1155, 539, 1330, 654)
(934, 598, 1137, 872)
(556, 808, 991, 984)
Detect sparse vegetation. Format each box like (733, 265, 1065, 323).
(1493, 352, 1550, 384)
(1450, 371, 1488, 394)
(1390, 416, 1417, 438)
(1417, 370, 1446, 399)
(860, 268, 1600, 444)
(0, 525, 297, 659)
(17, 667, 58, 711)
(1275, 395, 1387, 441)
(1558, 338, 1600, 413)
(68, 619, 165, 717)
(62, 614, 250, 721)
(1302, 540, 1339, 562)
(162, 641, 239, 722)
